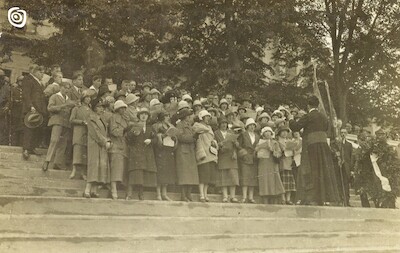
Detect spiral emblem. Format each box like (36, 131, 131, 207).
(8, 7, 27, 28)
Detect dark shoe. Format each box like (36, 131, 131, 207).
(205, 197, 210, 202)
(200, 197, 206, 203)
(42, 161, 49, 172)
(186, 193, 193, 202)
(90, 192, 99, 198)
(125, 195, 133, 201)
(222, 197, 229, 203)
(82, 192, 91, 198)
(286, 201, 294, 205)
(22, 150, 30, 160)
(248, 199, 256, 204)
(138, 193, 144, 201)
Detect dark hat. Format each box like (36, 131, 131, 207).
(218, 116, 228, 125)
(156, 111, 169, 122)
(98, 85, 110, 97)
(24, 111, 44, 129)
(142, 82, 153, 89)
(276, 126, 291, 136)
(225, 109, 234, 117)
(91, 98, 105, 108)
(161, 90, 178, 104)
(114, 90, 126, 100)
(237, 106, 247, 113)
(176, 108, 193, 120)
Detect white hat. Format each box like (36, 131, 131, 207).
(150, 88, 161, 95)
(150, 98, 161, 108)
(261, 126, 275, 138)
(114, 100, 127, 111)
(182, 94, 193, 101)
(198, 110, 211, 120)
(178, 100, 190, 111)
(193, 100, 202, 107)
(272, 110, 283, 117)
(245, 118, 256, 128)
(125, 94, 140, 105)
(219, 99, 228, 106)
(255, 106, 264, 113)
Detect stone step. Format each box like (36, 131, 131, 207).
(0, 164, 72, 180)
(0, 231, 399, 253)
(1, 214, 399, 238)
(0, 151, 46, 162)
(0, 145, 47, 154)
(1, 195, 399, 220)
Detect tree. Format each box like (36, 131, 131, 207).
(274, 0, 400, 124)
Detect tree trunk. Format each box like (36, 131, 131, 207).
(335, 85, 348, 124)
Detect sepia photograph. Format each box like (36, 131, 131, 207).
(0, 0, 400, 252)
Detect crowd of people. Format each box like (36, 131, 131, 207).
(0, 64, 397, 207)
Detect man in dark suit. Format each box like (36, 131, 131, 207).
(68, 72, 86, 102)
(22, 65, 48, 159)
(289, 96, 340, 206)
(332, 128, 354, 206)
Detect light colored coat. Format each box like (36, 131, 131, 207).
(47, 92, 73, 128)
(109, 113, 129, 157)
(192, 122, 218, 165)
(69, 105, 91, 146)
(87, 113, 110, 183)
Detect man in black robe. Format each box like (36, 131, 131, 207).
(289, 96, 340, 206)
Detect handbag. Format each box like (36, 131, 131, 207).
(209, 146, 218, 156)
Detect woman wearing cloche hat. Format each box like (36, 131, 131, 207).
(126, 107, 158, 200)
(256, 126, 285, 204)
(108, 100, 129, 200)
(237, 118, 260, 203)
(193, 110, 219, 202)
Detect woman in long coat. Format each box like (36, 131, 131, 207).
(108, 100, 129, 200)
(84, 100, 111, 198)
(126, 107, 157, 200)
(214, 116, 240, 203)
(256, 127, 285, 204)
(152, 111, 177, 201)
(193, 110, 219, 202)
(175, 108, 199, 202)
(69, 92, 92, 180)
(238, 118, 260, 203)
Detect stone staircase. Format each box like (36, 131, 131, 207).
(0, 145, 399, 253)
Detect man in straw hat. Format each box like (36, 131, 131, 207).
(22, 64, 47, 160)
(288, 95, 340, 206)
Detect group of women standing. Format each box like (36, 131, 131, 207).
(70, 90, 303, 204)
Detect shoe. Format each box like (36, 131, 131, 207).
(181, 197, 190, 202)
(186, 193, 193, 202)
(125, 195, 133, 201)
(205, 197, 210, 202)
(286, 201, 294, 205)
(29, 149, 42, 156)
(222, 197, 229, 203)
(111, 193, 118, 200)
(69, 170, 76, 179)
(248, 199, 256, 204)
(82, 192, 91, 198)
(90, 192, 99, 198)
(241, 198, 247, 203)
(138, 193, 144, 201)
(156, 195, 162, 201)
(162, 195, 172, 201)
(42, 161, 49, 172)
(200, 197, 206, 203)
(22, 150, 30, 160)
(81, 174, 87, 181)
(230, 197, 239, 203)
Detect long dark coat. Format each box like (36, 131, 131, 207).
(69, 105, 91, 165)
(175, 120, 199, 185)
(289, 109, 340, 204)
(126, 123, 157, 187)
(214, 130, 238, 170)
(152, 122, 177, 185)
(22, 74, 47, 115)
